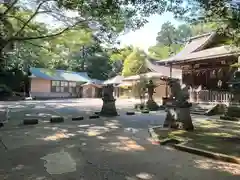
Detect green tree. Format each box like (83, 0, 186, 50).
(169, 0, 240, 46)
(107, 46, 133, 76)
(0, 0, 174, 64)
(85, 53, 112, 80)
(156, 21, 177, 46)
(148, 45, 170, 60)
(148, 21, 187, 60)
(176, 24, 192, 43)
(190, 22, 218, 36)
(122, 49, 147, 77)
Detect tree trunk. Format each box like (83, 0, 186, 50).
(24, 72, 31, 97)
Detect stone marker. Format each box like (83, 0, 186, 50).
(50, 116, 64, 123)
(89, 115, 100, 119)
(126, 111, 135, 115)
(72, 116, 84, 121)
(23, 118, 39, 125)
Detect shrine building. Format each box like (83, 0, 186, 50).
(147, 32, 240, 103)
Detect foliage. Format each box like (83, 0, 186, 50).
(0, 0, 177, 61)
(148, 21, 217, 60)
(122, 48, 147, 77)
(85, 53, 112, 80)
(148, 21, 190, 60)
(108, 46, 133, 76)
(168, 0, 240, 46)
(190, 22, 218, 36)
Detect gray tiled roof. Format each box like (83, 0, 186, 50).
(103, 75, 124, 84)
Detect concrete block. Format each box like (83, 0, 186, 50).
(50, 116, 64, 123)
(89, 115, 100, 119)
(126, 111, 135, 115)
(23, 118, 39, 125)
(72, 116, 84, 121)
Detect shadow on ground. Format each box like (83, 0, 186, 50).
(0, 100, 240, 179)
(1, 114, 240, 180)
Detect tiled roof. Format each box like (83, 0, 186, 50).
(173, 46, 239, 62)
(123, 71, 182, 81)
(143, 61, 182, 80)
(103, 75, 124, 84)
(29, 68, 92, 82)
(154, 32, 216, 64)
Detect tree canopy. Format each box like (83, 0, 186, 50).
(148, 21, 218, 60)
(1, 0, 239, 79)
(122, 48, 147, 77)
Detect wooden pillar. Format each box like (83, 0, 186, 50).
(170, 63, 172, 78)
(191, 64, 194, 87)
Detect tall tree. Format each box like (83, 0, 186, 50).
(0, 0, 175, 64)
(176, 24, 192, 43)
(156, 21, 177, 47)
(122, 48, 147, 77)
(108, 46, 133, 76)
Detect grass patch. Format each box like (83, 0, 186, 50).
(154, 120, 240, 158)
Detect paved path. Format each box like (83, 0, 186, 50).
(0, 99, 239, 180)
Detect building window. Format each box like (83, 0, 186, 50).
(69, 82, 76, 87)
(52, 81, 60, 86)
(51, 81, 69, 92)
(69, 82, 76, 93)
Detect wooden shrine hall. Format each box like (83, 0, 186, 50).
(147, 32, 240, 104)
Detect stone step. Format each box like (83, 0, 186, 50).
(191, 108, 208, 112)
(191, 111, 207, 115)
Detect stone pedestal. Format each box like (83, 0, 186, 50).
(163, 100, 193, 131)
(100, 98, 118, 116)
(146, 99, 159, 111)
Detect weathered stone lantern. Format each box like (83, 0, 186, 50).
(145, 80, 159, 111)
(100, 84, 118, 116)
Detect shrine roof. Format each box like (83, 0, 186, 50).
(148, 31, 240, 66)
(152, 32, 216, 64)
(173, 45, 239, 62)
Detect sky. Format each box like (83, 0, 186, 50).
(118, 12, 182, 51)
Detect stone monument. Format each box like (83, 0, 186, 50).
(100, 84, 118, 116)
(163, 78, 194, 131)
(146, 80, 159, 111)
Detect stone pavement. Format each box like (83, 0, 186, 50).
(0, 99, 239, 180)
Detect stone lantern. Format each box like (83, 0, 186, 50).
(145, 80, 159, 111)
(100, 84, 118, 116)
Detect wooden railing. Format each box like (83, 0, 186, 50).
(189, 90, 233, 104)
